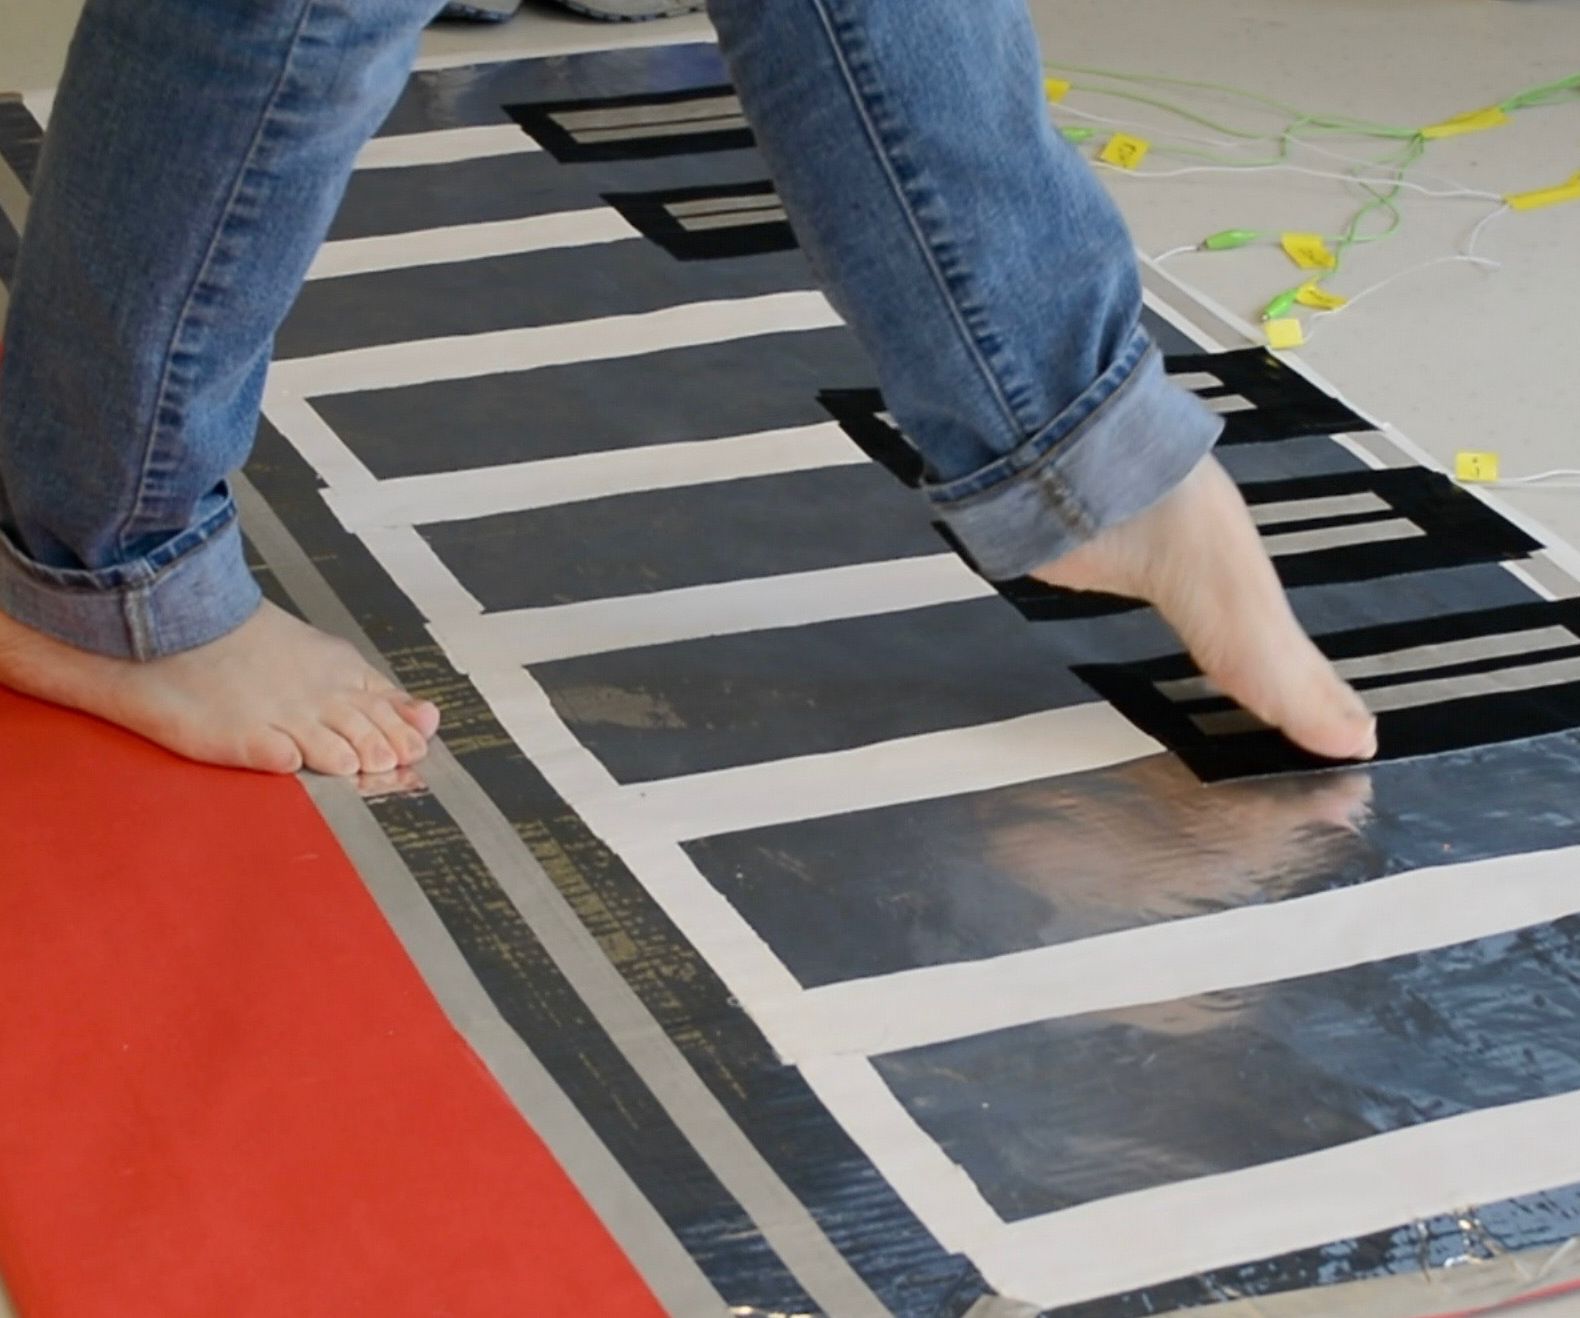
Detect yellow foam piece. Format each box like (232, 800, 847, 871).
(1280, 232, 1338, 272)
(1098, 133, 1150, 170)
(1044, 77, 1072, 104)
(1265, 318, 1305, 351)
(1455, 451, 1501, 483)
(1421, 106, 1509, 140)
(1505, 173, 1580, 212)
(1295, 282, 1348, 311)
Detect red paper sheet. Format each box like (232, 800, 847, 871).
(0, 689, 661, 1317)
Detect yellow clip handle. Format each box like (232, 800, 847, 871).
(1296, 282, 1348, 311)
(1265, 318, 1305, 351)
(1505, 173, 1580, 212)
(1281, 232, 1338, 272)
(1098, 133, 1151, 170)
(1421, 106, 1508, 140)
(1044, 77, 1071, 104)
(1455, 451, 1500, 483)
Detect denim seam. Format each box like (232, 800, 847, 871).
(115, 0, 320, 647)
(925, 331, 1155, 516)
(808, 0, 1026, 442)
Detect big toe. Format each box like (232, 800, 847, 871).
(355, 691, 431, 766)
(1290, 706, 1377, 764)
(1273, 672, 1378, 763)
(397, 695, 441, 741)
(364, 671, 441, 741)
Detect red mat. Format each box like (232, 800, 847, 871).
(0, 689, 661, 1317)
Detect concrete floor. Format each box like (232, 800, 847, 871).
(2, 2, 1578, 1315)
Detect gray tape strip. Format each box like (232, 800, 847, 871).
(681, 207, 790, 232)
(963, 1296, 1041, 1318)
(668, 193, 781, 219)
(233, 475, 889, 1318)
(554, 95, 741, 132)
(573, 115, 748, 145)
(1260, 517, 1424, 557)
(1523, 554, 1580, 602)
(1250, 492, 1391, 527)
(1194, 652, 1580, 735)
(1141, 263, 1244, 350)
(305, 776, 727, 1318)
(1340, 428, 1422, 471)
(1206, 1240, 1580, 1318)
(1161, 624, 1578, 704)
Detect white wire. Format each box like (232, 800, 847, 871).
(1301, 202, 1508, 338)
(1095, 159, 1504, 201)
(1057, 100, 1487, 194)
(1282, 130, 1484, 194)
(1299, 255, 1492, 345)
(1486, 470, 1580, 486)
(1152, 244, 1199, 263)
(1465, 201, 1512, 260)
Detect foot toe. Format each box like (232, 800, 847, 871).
(243, 726, 306, 775)
(323, 704, 399, 775)
(355, 691, 430, 766)
(395, 694, 441, 741)
(281, 718, 363, 777)
(360, 668, 440, 740)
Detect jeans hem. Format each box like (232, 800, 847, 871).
(0, 508, 263, 659)
(928, 338, 1223, 581)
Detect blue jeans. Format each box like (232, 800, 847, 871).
(0, 0, 1219, 660)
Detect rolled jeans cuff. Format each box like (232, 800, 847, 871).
(927, 331, 1224, 581)
(0, 498, 262, 660)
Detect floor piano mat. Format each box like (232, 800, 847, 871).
(6, 40, 1580, 1318)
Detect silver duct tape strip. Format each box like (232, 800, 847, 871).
(1193, 653, 1580, 735)
(667, 192, 782, 219)
(553, 94, 740, 132)
(571, 113, 749, 144)
(1259, 517, 1424, 557)
(1207, 1239, 1580, 1318)
(1161, 624, 1577, 704)
(1250, 492, 1392, 527)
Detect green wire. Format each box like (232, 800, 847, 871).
(1045, 61, 1420, 138)
(1039, 62, 1577, 314)
(1499, 73, 1580, 111)
(1061, 81, 1269, 140)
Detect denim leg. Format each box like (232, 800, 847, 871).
(709, 0, 1223, 580)
(0, 0, 440, 659)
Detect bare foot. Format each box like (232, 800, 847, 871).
(0, 600, 440, 775)
(1035, 455, 1377, 762)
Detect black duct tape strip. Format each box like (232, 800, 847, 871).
(822, 348, 1373, 484)
(1078, 599, 1580, 782)
(506, 84, 754, 163)
(818, 387, 926, 487)
(0, 96, 41, 190)
(604, 180, 796, 261)
(821, 380, 1538, 621)
(0, 204, 17, 290)
(996, 467, 1541, 621)
(1169, 347, 1371, 445)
